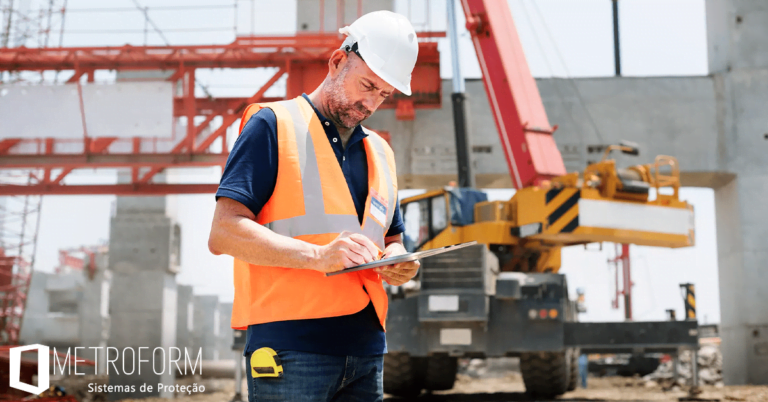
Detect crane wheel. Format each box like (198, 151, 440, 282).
(383, 352, 425, 397)
(520, 350, 571, 397)
(567, 348, 580, 391)
(423, 355, 458, 391)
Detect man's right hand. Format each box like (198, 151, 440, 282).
(314, 231, 380, 274)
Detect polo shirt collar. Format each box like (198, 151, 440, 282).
(301, 94, 368, 146)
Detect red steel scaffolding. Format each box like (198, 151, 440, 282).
(0, 173, 41, 345)
(0, 34, 442, 196)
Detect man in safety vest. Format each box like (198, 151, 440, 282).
(208, 10, 420, 402)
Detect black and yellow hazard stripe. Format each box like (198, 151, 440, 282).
(681, 283, 696, 320)
(544, 188, 580, 233)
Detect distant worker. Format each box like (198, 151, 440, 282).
(208, 10, 421, 402)
(579, 353, 589, 388)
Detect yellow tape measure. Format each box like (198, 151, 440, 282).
(250, 347, 284, 378)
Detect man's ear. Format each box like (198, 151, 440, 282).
(328, 49, 348, 78)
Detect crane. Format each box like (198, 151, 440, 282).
(383, 0, 697, 398)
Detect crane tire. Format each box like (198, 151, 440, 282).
(520, 351, 570, 397)
(567, 348, 580, 391)
(383, 352, 425, 397)
(423, 355, 458, 391)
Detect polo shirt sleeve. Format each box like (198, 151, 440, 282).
(385, 199, 405, 237)
(215, 108, 278, 217)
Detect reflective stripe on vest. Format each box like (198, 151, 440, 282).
(363, 126, 397, 233)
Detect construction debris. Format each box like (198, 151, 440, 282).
(644, 345, 724, 388)
(458, 357, 521, 379)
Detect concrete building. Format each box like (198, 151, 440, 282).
(19, 254, 111, 374)
(364, 0, 768, 385)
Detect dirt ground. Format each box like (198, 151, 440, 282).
(430, 374, 768, 401)
(67, 374, 765, 402)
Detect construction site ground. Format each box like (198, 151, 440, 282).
(59, 372, 768, 402)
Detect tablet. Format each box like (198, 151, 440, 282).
(324, 241, 478, 277)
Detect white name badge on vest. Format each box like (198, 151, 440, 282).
(369, 188, 388, 227)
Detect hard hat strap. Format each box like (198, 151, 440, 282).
(344, 42, 365, 63)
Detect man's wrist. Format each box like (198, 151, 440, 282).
(300, 243, 322, 270)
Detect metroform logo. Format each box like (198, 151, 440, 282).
(9, 344, 50, 394)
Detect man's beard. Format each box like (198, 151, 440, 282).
(323, 66, 372, 130)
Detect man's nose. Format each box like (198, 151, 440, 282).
(361, 97, 377, 114)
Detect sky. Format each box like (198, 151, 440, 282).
(2, 0, 719, 323)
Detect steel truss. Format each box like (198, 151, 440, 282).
(0, 34, 442, 195)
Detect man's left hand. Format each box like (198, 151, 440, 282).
(374, 242, 419, 286)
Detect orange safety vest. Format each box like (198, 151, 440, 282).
(230, 96, 398, 331)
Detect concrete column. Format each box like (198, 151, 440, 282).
(193, 295, 220, 361)
(108, 192, 180, 399)
(714, 178, 744, 383)
(18, 271, 50, 344)
(217, 302, 235, 361)
(78, 266, 111, 374)
(706, 0, 768, 385)
(715, 175, 768, 384)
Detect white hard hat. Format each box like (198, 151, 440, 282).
(339, 11, 419, 96)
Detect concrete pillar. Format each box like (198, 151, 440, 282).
(176, 285, 195, 355)
(108, 191, 180, 399)
(78, 266, 111, 374)
(193, 295, 219, 361)
(18, 271, 50, 344)
(706, 0, 768, 385)
(217, 302, 235, 361)
(714, 175, 768, 385)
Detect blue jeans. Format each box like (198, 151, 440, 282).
(246, 349, 384, 402)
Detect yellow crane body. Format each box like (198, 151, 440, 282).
(401, 150, 694, 274)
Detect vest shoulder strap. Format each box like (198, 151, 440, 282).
(361, 127, 393, 155)
(238, 99, 302, 135)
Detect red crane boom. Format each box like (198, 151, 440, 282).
(460, 0, 565, 188)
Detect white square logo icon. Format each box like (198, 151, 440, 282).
(9, 344, 50, 394)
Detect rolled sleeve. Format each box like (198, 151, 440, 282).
(215, 108, 278, 217)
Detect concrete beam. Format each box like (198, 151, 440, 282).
(296, 0, 393, 33)
(364, 77, 730, 189)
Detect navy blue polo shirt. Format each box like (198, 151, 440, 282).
(215, 94, 404, 357)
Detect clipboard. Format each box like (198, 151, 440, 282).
(324, 241, 478, 277)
